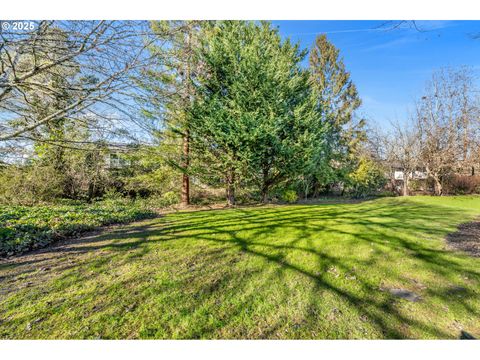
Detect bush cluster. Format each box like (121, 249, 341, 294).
(444, 175, 480, 195)
(281, 190, 299, 204)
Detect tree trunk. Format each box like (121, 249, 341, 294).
(261, 167, 270, 203)
(180, 27, 193, 206)
(181, 129, 190, 206)
(388, 174, 398, 196)
(433, 176, 443, 196)
(402, 173, 409, 196)
(261, 185, 269, 203)
(88, 182, 95, 201)
(225, 169, 235, 206)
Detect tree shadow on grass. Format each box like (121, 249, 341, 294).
(1, 198, 479, 339)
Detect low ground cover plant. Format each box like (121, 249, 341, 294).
(0, 199, 156, 256)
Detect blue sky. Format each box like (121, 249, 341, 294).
(272, 20, 480, 126)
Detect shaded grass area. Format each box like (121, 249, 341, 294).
(0, 196, 479, 339)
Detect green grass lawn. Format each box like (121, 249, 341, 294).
(1, 196, 479, 339)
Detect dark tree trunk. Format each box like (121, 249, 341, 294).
(88, 182, 95, 201)
(261, 185, 269, 203)
(261, 167, 269, 203)
(181, 129, 190, 206)
(180, 28, 193, 207)
(226, 169, 235, 206)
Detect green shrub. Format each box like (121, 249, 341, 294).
(161, 191, 180, 206)
(141, 191, 180, 209)
(0, 200, 156, 257)
(281, 190, 298, 203)
(409, 179, 423, 192)
(0, 165, 66, 205)
(346, 156, 386, 198)
(102, 188, 125, 200)
(121, 146, 180, 198)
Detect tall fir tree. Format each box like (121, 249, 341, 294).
(190, 21, 324, 204)
(308, 34, 366, 194)
(138, 21, 203, 206)
(309, 34, 361, 129)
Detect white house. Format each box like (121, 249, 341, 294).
(394, 169, 427, 181)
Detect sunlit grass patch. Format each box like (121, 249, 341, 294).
(0, 196, 479, 339)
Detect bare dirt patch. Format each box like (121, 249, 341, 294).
(446, 221, 480, 257)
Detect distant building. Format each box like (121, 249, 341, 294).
(393, 168, 427, 181)
(103, 143, 137, 169)
(105, 152, 131, 169)
(386, 164, 430, 195)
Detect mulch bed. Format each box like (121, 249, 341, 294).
(446, 221, 480, 257)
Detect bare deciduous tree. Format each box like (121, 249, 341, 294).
(0, 21, 154, 147)
(415, 67, 480, 195)
(384, 120, 421, 196)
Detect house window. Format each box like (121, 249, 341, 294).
(394, 171, 404, 180)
